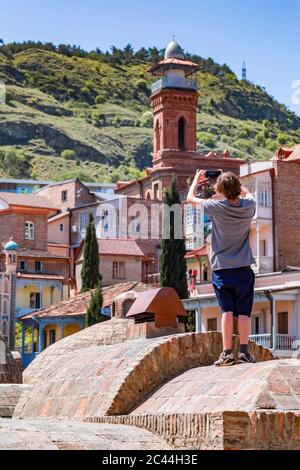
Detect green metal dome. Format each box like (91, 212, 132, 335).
(164, 39, 185, 60)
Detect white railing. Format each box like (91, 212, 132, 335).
(275, 334, 297, 350)
(249, 334, 271, 348)
(249, 334, 298, 350)
(151, 77, 197, 93)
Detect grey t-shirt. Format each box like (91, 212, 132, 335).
(202, 196, 256, 271)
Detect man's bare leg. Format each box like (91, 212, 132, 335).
(238, 315, 250, 345)
(214, 312, 235, 366)
(237, 315, 255, 363)
(222, 312, 234, 350)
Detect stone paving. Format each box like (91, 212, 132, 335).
(0, 418, 172, 450)
(132, 359, 300, 414)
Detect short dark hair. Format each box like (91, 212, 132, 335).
(216, 172, 241, 199)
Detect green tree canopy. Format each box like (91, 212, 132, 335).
(85, 283, 107, 327)
(81, 213, 100, 292)
(160, 176, 188, 300)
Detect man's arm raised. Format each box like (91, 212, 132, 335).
(186, 169, 207, 206)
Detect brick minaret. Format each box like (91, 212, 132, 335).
(150, 39, 199, 169)
(115, 39, 245, 201)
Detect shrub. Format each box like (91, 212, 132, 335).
(135, 79, 148, 91)
(95, 95, 105, 104)
(141, 111, 153, 128)
(61, 149, 76, 160)
(277, 133, 289, 145)
(0, 149, 31, 178)
(197, 131, 216, 148)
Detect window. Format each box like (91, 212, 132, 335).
(207, 318, 218, 332)
(35, 261, 42, 272)
(59, 223, 64, 232)
(260, 239, 268, 257)
(253, 315, 261, 335)
(42, 331, 47, 349)
(186, 206, 202, 226)
(30, 292, 41, 309)
(49, 329, 56, 345)
(25, 222, 34, 240)
(79, 212, 89, 234)
(278, 312, 288, 335)
(19, 260, 27, 271)
(178, 117, 186, 149)
(112, 261, 125, 279)
(155, 120, 161, 152)
(153, 183, 159, 199)
(133, 218, 141, 234)
(258, 189, 270, 207)
(2, 320, 7, 337)
(61, 190, 68, 202)
(202, 263, 208, 282)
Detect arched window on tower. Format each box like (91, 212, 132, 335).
(155, 120, 161, 153)
(2, 320, 7, 337)
(178, 117, 186, 149)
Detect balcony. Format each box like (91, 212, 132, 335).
(253, 256, 273, 273)
(16, 307, 38, 320)
(255, 205, 272, 221)
(249, 334, 298, 350)
(151, 77, 197, 94)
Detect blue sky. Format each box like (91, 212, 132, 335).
(1, 0, 299, 115)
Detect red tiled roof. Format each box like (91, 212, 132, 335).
(15, 249, 69, 259)
(17, 273, 64, 281)
(20, 281, 152, 320)
(286, 145, 300, 162)
(185, 244, 208, 259)
(0, 192, 59, 210)
(156, 58, 200, 68)
(97, 239, 147, 257)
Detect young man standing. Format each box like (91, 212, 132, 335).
(187, 170, 256, 366)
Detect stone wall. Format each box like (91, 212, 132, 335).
(0, 384, 31, 417)
(0, 333, 22, 384)
(87, 410, 300, 450)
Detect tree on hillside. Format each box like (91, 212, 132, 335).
(85, 283, 107, 327)
(81, 213, 100, 292)
(160, 176, 188, 300)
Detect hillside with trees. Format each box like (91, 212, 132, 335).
(0, 40, 299, 182)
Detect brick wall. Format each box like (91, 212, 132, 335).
(37, 180, 97, 211)
(75, 255, 143, 290)
(0, 213, 48, 251)
(273, 162, 300, 270)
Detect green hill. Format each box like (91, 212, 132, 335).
(0, 42, 299, 182)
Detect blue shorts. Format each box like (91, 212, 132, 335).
(212, 266, 255, 317)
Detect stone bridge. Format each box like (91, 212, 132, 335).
(3, 319, 300, 449)
(14, 318, 273, 420)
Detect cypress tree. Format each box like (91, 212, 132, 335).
(160, 176, 188, 299)
(85, 282, 107, 327)
(81, 212, 100, 292)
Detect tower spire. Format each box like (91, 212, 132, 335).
(242, 61, 247, 81)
